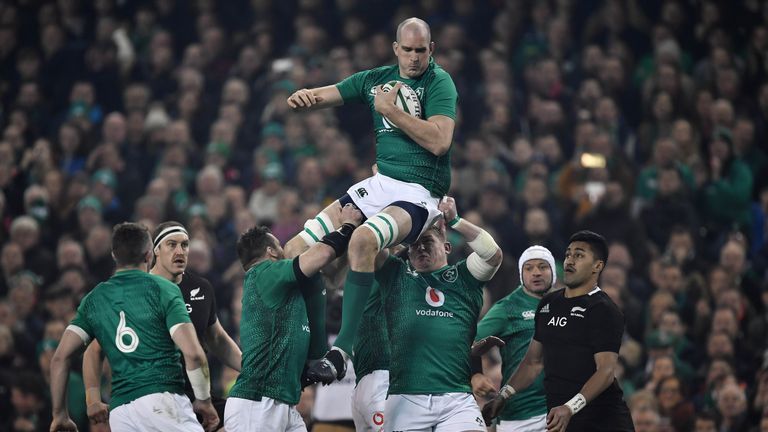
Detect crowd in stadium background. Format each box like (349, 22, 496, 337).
(0, 0, 767, 430)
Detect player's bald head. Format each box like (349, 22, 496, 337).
(396, 17, 431, 44)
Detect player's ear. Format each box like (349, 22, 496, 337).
(593, 259, 604, 274)
(444, 241, 452, 255)
(392, 41, 398, 55)
(429, 41, 435, 54)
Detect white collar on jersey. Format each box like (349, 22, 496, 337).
(588, 286, 601, 296)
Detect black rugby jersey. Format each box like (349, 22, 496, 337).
(533, 286, 626, 409)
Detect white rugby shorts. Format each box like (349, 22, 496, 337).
(351, 370, 389, 432)
(224, 396, 307, 432)
(497, 413, 547, 432)
(384, 392, 485, 432)
(346, 173, 442, 242)
(109, 392, 202, 432)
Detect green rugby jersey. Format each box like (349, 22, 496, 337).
(475, 286, 547, 421)
(352, 281, 390, 384)
(229, 259, 310, 405)
(336, 58, 458, 197)
(377, 255, 483, 395)
(69, 270, 191, 409)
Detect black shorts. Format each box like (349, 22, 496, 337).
(566, 402, 635, 432)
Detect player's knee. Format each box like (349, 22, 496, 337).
(349, 226, 382, 258)
(298, 211, 336, 247)
(359, 212, 400, 252)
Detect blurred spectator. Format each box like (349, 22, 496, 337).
(715, 381, 749, 432)
(697, 129, 753, 237)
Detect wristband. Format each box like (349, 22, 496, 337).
(187, 366, 211, 400)
(447, 215, 462, 228)
(565, 393, 587, 415)
(499, 384, 517, 400)
(320, 223, 356, 257)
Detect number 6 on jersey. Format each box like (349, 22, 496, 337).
(116, 311, 140, 353)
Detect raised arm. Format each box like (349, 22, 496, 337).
(287, 85, 344, 112)
(297, 203, 363, 276)
(374, 82, 454, 156)
(205, 319, 242, 371)
(440, 196, 503, 279)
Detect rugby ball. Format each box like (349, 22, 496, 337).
(380, 81, 422, 129)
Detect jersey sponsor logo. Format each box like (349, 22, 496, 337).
(475, 416, 485, 427)
(441, 267, 458, 283)
(547, 316, 568, 327)
(522, 310, 535, 320)
(372, 412, 384, 426)
(185, 303, 192, 313)
(415, 87, 424, 98)
(301, 324, 311, 333)
(415, 309, 454, 318)
(355, 187, 368, 198)
(539, 303, 550, 313)
(570, 306, 586, 318)
(190, 287, 205, 301)
(425, 286, 445, 307)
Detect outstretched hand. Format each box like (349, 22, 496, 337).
(287, 89, 325, 110)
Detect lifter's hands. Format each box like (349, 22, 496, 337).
(193, 399, 219, 432)
(340, 203, 363, 227)
(287, 89, 324, 110)
(439, 196, 458, 223)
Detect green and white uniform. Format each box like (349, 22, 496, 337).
(376, 255, 486, 431)
(67, 270, 200, 432)
(336, 58, 457, 198)
(475, 286, 548, 431)
(225, 258, 311, 432)
(336, 59, 458, 239)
